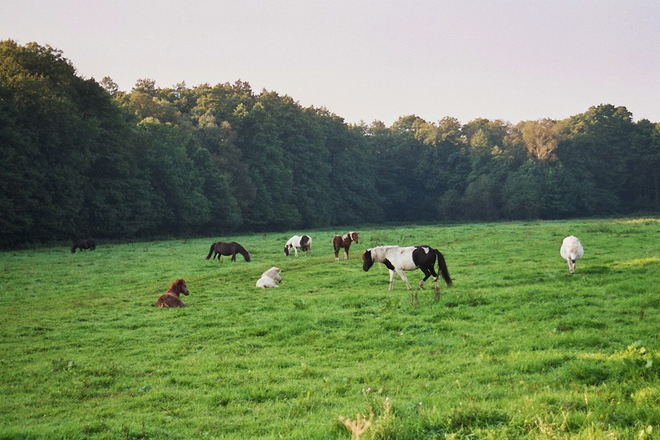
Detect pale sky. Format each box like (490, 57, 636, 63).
(2, 0, 659, 126)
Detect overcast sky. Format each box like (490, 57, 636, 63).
(2, 0, 659, 125)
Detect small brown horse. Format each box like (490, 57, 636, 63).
(205, 241, 251, 262)
(333, 231, 359, 261)
(71, 239, 96, 253)
(157, 278, 189, 308)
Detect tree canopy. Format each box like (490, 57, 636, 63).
(1, 40, 659, 248)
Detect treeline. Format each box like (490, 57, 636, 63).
(1, 40, 659, 248)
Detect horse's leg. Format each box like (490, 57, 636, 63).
(396, 268, 412, 290)
(426, 266, 440, 299)
(388, 269, 396, 291)
(424, 266, 441, 300)
(418, 267, 430, 290)
(334, 246, 339, 262)
(231, 253, 237, 262)
(418, 265, 437, 291)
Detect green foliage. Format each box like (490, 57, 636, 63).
(1, 40, 660, 248)
(503, 161, 543, 219)
(0, 218, 659, 438)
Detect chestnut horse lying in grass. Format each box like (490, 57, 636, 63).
(157, 279, 189, 308)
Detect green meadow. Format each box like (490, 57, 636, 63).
(1, 218, 659, 439)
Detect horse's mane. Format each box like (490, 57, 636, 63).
(168, 278, 185, 292)
(262, 266, 281, 279)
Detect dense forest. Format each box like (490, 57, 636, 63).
(1, 40, 659, 248)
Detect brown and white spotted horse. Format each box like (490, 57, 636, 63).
(362, 245, 453, 302)
(284, 235, 312, 257)
(333, 231, 359, 261)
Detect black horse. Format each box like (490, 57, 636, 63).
(71, 239, 96, 253)
(205, 241, 251, 262)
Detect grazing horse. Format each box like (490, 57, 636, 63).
(157, 278, 189, 308)
(71, 239, 96, 253)
(256, 266, 282, 288)
(333, 231, 359, 262)
(362, 245, 453, 301)
(560, 236, 584, 274)
(206, 241, 251, 262)
(284, 235, 312, 257)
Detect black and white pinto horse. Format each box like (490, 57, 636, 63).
(362, 245, 453, 301)
(333, 231, 359, 262)
(284, 235, 312, 257)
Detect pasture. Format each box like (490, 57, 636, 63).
(1, 218, 659, 439)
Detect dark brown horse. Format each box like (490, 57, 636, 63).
(333, 231, 359, 261)
(157, 278, 190, 308)
(205, 241, 251, 262)
(71, 239, 96, 253)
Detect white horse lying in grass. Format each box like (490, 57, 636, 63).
(284, 235, 312, 257)
(560, 236, 584, 274)
(256, 267, 282, 288)
(362, 245, 453, 301)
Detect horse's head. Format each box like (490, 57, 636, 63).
(269, 267, 282, 283)
(362, 250, 374, 272)
(284, 245, 290, 256)
(350, 232, 359, 244)
(173, 278, 189, 296)
(245, 252, 252, 262)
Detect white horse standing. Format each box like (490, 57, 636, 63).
(256, 267, 282, 288)
(362, 245, 453, 301)
(284, 235, 312, 257)
(560, 236, 584, 274)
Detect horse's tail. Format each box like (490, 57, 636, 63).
(434, 249, 453, 287)
(205, 243, 215, 260)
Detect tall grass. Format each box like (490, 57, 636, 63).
(1, 218, 659, 439)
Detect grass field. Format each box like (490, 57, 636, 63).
(1, 218, 659, 439)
